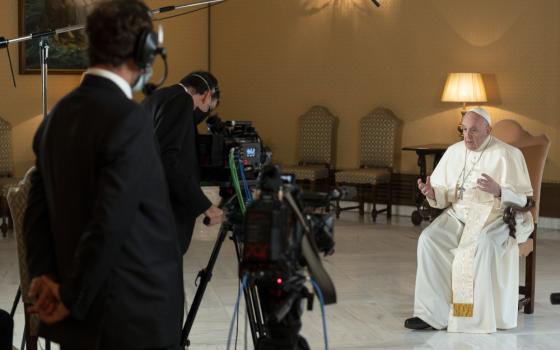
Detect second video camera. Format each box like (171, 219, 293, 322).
(197, 115, 271, 183)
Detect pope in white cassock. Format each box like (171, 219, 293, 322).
(404, 108, 534, 333)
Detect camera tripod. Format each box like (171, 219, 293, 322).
(180, 193, 313, 350)
(180, 194, 268, 348)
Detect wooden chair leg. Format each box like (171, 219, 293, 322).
(387, 180, 392, 219)
(0, 197, 7, 237)
(358, 186, 365, 216)
(524, 234, 537, 314)
(371, 185, 378, 222)
(7, 206, 13, 232)
(335, 200, 341, 218)
(23, 311, 38, 350)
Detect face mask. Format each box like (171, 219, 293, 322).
(131, 68, 153, 92)
(193, 108, 211, 125)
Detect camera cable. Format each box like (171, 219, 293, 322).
(237, 157, 253, 203)
(227, 273, 249, 350)
(229, 149, 246, 213)
(310, 278, 329, 350)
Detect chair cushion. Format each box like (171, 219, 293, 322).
(0, 176, 21, 197)
(282, 164, 329, 181)
(335, 168, 390, 185)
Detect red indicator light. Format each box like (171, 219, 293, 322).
(276, 278, 283, 285)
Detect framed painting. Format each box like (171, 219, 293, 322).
(18, 0, 101, 74)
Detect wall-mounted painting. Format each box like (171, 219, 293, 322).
(18, 0, 101, 74)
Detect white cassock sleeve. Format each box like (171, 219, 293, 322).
(426, 147, 453, 209)
(497, 146, 534, 243)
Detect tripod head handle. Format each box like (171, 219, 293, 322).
(203, 194, 238, 226)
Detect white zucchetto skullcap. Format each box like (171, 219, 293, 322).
(466, 107, 491, 125)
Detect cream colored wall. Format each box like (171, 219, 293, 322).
(211, 0, 560, 181)
(0, 0, 209, 177)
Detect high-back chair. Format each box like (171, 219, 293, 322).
(0, 117, 20, 237)
(492, 119, 550, 314)
(7, 167, 50, 350)
(335, 107, 401, 221)
(282, 106, 338, 191)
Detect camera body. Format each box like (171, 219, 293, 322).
(197, 116, 270, 183)
(239, 166, 337, 316)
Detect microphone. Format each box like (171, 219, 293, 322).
(300, 186, 357, 207)
(329, 186, 356, 201)
(142, 47, 167, 95)
(143, 25, 167, 95)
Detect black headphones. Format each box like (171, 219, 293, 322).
(134, 28, 159, 69)
(133, 27, 168, 95)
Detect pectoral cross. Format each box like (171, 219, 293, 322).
(456, 184, 466, 200)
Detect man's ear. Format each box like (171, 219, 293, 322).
(204, 90, 212, 102)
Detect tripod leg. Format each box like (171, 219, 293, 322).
(181, 225, 229, 347)
(231, 235, 268, 345)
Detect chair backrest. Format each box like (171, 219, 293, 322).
(359, 107, 401, 168)
(297, 106, 338, 167)
(6, 167, 35, 304)
(492, 120, 550, 223)
(0, 118, 14, 177)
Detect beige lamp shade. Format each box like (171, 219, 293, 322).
(441, 73, 487, 104)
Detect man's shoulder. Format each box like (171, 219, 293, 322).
(446, 140, 465, 154)
(54, 85, 143, 126)
(145, 84, 183, 102)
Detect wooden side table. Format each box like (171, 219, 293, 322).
(402, 144, 449, 225)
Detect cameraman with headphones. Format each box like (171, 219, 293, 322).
(23, 1, 183, 349)
(143, 72, 224, 255)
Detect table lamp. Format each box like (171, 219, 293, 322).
(441, 72, 487, 137)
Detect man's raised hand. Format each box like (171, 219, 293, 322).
(417, 176, 435, 200)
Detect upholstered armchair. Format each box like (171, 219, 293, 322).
(335, 107, 401, 221)
(492, 119, 550, 314)
(0, 117, 20, 237)
(282, 106, 338, 191)
(7, 167, 49, 350)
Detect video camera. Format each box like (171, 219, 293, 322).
(197, 115, 271, 183)
(238, 165, 337, 349)
(185, 135, 339, 349)
(241, 167, 336, 284)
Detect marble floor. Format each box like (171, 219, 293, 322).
(1, 213, 560, 350)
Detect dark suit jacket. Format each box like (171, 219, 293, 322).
(142, 85, 212, 254)
(23, 75, 184, 349)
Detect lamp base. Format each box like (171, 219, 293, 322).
(457, 110, 466, 139)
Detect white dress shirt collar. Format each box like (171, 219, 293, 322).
(85, 67, 133, 99)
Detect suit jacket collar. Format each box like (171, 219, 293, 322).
(80, 74, 131, 99)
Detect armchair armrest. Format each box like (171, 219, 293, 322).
(503, 197, 535, 238)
